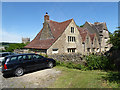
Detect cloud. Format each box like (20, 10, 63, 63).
(0, 29, 22, 43)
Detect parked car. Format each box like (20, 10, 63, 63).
(1, 53, 56, 76)
(0, 52, 15, 65)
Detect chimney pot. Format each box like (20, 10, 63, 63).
(44, 12, 49, 22)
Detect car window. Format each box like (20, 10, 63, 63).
(18, 55, 23, 60)
(33, 55, 43, 59)
(23, 55, 28, 60)
(10, 56, 17, 62)
(27, 55, 32, 60)
(2, 53, 9, 57)
(39, 55, 44, 59)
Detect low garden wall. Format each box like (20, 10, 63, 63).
(48, 53, 87, 65)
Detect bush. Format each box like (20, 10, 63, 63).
(85, 54, 111, 70)
(55, 60, 87, 70)
(55, 54, 115, 71)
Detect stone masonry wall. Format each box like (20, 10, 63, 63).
(48, 53, 87, 65)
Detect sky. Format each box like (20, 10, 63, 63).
(1, 2, 119, 43)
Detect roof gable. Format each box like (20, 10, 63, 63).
(25, 19, 72, 49)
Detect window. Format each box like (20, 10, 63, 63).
(33, 55, 43, 59)
(18, 55, 23, 60)
(1, 53, 9, 57)
(23, 55, 27, 60)
(68, 36, 76, 42)
(52, 48, 58, 54)
(97, 48, 100, 52)
(104, 37, 107, 39)
(99, 31, 103, 33)
(71, 27, 74, 33)
(93, 48, 95, 52)
(87, 48, 90, 52)
(68, 48, 76, 53)
(27, 55, 32, 60)
(10, 56, 17, 62)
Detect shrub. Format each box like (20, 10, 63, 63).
(85, 54, 111, 70)
(45, 54, 48, 58)
(55, 60, 88, 70)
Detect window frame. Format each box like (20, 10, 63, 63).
(68, 36, 76, 42)
(71, 27, 74, 33)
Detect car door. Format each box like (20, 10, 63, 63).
(21, 55, 36, 71)
(6, 56, 18, 69)
(32, 54, 45, 69)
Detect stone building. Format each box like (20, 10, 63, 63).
(24, 13, 111, 55)
(22, 38, 30, 44)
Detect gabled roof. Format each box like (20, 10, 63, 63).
(25, 19, 73, 49)
(77, 26, 96, 43)
(94, 22, 108, 31)
(77, 27, 88, 42)
(89, 33, 96, 42)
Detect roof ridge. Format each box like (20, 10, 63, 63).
(49, 19, 73, 24)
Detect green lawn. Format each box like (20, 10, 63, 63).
(50, 66, 119, 88)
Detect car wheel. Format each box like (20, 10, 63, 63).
(14, 67, 24, 77)
(48, 61, 53, 68)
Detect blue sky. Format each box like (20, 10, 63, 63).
(1, 2, 118, 43)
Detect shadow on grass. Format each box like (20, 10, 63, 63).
(102, 71, 120, 85)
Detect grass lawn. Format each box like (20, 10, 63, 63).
(50, 66, 119, 88)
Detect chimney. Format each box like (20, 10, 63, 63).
(94, 22, 99, 24)
(44, 12, 49, 22)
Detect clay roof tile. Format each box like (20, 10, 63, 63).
(25, 19, 72, 49)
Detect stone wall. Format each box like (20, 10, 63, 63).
(48, 53, 87, 65)
(47, 19, 83, 55)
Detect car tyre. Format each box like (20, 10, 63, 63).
(14, 67, 24, 77)
(48, 61, 53, 68)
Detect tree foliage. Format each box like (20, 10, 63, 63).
(4, 43, 26, 52)
(85, 54, 113, 70)
(109, 27, 120, 50)
(80, 24, 84, 27)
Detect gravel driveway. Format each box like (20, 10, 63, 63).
(0, 68, 61, 88)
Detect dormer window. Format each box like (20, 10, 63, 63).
(71, 27, 74, 33)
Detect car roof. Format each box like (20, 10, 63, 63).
(5, 53, 37, 57)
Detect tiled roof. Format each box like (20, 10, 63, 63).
(77, 27, 88, 42)
(77, 26, 96, 43)
(89, 33, 96, 42)
(25, 19, 73, 49)
(94, 22, 108, 31)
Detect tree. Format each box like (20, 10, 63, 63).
(109, 27, 120, 50)
(5, 43, 26, 52)
(80, 25, 84, 27)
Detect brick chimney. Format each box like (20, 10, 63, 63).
(44, 12, 49, 22)
(94, 22, 99, 24)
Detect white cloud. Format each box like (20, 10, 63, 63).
(0, 29, 22, 43)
